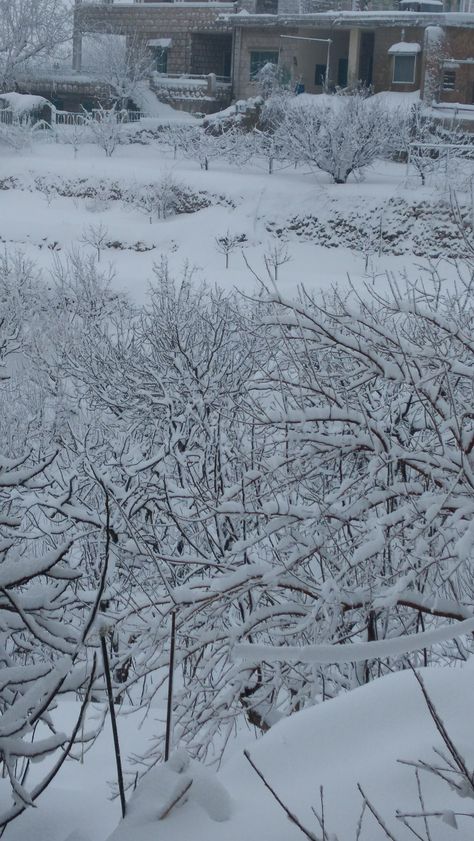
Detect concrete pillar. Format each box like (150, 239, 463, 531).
(422, 25, 445, 103)
(231, 27, 242, 98)
(347, 28, 361, 87)
(72, 0, 83, 72)
(207, 73, 217, 96)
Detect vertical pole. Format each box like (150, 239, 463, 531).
(101, 634, 127, 819)
(325, 40, 331, 91)
(72, 1, 83, 73)
(164, 610, 177, 762)
(470, 175, 474, 235)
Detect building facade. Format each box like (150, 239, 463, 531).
(54, 1, 474, 113)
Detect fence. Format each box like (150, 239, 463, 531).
(0, 109, 13, 125)
(55, 108, 142, 125)
(407, 141, 474, 189)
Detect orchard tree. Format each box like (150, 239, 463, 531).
(270, 90, 394, 183)
(82, 33, 153, 109)
(0, 294, 110, 832)
(109, 262, 474, 766)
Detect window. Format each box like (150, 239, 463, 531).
(256, 0, 278, 11)
(314, 63, 327, 86)
(442, 69, 456, 91)
(153, 47, 168, 74)
(250, 50, 279, 80)
(392, 54, 416, 84)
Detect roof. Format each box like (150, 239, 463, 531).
(223, 10, 474, 29)
(388, 41, 422, 53)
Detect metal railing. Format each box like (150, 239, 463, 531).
(55, 108, 142, 125)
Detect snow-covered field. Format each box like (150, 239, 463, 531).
(3, 665, 474, 841)
(0, 126, 469, 306)
(2, 121, 474, 841)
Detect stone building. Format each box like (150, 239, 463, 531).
(72, 0, 235, 112)
(229, 3, 474, 105)
(57, 1, 474, 113)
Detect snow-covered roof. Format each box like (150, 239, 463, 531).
(224, 10, 474, 28)
(0, 92, 54, 114)
(388, 41, 422, 54)
(147, 38, 172, 48)
(400, 0, 443, 6)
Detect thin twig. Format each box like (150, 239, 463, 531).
(244, 750, 320, 841)
(357, 784, 400, 841)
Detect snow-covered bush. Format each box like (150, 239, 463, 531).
(127, 173, 182, 223)
(0, 300, 108, 830)
(399, 102, 472, 187)
(163, 123, 254, 171)
(0, 117, 50, 151)
(256, 61, 291, 100)
(84, 105, 128, 157)
(269, 91, 394, 183)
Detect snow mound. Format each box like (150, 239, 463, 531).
(0, 92, 53, 115)
(132, 82, 194, 122)
(109, 749, 232, 840)
(107, 665, 474, 841)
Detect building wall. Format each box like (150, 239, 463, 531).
(234, 26, 352, 98)
(442, 27, 474, 103)
(233, 27, 293, 99)
(76, 3, 233, 75)
(191, 33, 232, 75)
(372, 26, 424, 92)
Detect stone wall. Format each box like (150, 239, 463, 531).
(442, 27, 474, 103)
(18, 77, 111, 111)
(372, 26, 424, 92)
(240, 0, 405, 12)
(191, 32, 232, 75)
(76, 2, 234, 75)
(150, 74, 232, 111)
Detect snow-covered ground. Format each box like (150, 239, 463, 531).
(107, 664, 474, 841)
(2, 122, 474, 841)
(0, 127, 470, 307)
(3, 665, 474, 841)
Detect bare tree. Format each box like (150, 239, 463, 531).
(81, 222, 109, 262)
(82, 33, 153, 109)
(272, 91, 393, 183)
(0, 0, 71, 88)
(83, 105, 127, 157)
(215, 230, 247, 268)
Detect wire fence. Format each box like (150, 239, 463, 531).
(407, 141, 474, 190)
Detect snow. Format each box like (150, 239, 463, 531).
(400, 0, 443, 5)
(1, 99, 474, 841)
(102, 665, 474, 841)
(110, 748, 232, 835)
(0, 92, 53, 114)
(0, 123, 469, 306)
(388, 42, 422, 54)
(147, 38, 172, 48)
(234, 615, 474, 664)
(117, 82, 193, 122)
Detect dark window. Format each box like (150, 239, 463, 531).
(337, 58, 348, 88)
(153, 47, 168, 74)
(314, 63, 327, 86)
(442, 69, 456, 91)
(256, 0, 278, 11)
(250, 50, 279, 79)
(393, 55, 416, 84)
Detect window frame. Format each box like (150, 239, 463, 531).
(152, 46, 168, 74)
(249, 50, 280, 81)
(314, 63, 327, 87)
(442, 68, 456, 91)
(392, 53, 417, 85)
